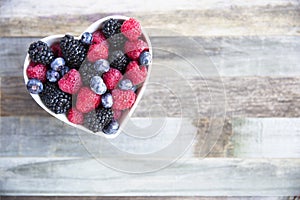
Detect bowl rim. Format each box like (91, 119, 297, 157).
(23, 15, 152, 139)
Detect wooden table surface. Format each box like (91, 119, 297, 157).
(0, 0, 300, 198)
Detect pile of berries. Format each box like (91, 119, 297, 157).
(25, 17, 152, 135)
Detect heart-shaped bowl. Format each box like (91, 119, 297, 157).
(23, 15, 152, 138)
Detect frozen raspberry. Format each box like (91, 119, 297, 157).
(87, 43, 109, 63)
(76, 87, 101, 113)
(67, 108, 84, 124)
(112, 89, 136, 110)
(26, 62, 47, 82)
(103, 68, 123, 90)
(121, 18, 142, 41)
(113, 109, 122, 120)
(58, 69, 82, 94)
(51, 42, 63, 57)
(125, 61, 147, 85)
(92, 30, 108, 45)
(124, 39, 148, 60)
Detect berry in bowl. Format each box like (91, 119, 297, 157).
(23, 16, 152, 138)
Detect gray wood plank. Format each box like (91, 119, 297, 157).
(0, 0, 299, 36)
(0, 197, 294, 200)
(1, 36, 300, 77)
(0, 117, 229, 158)
(1, 116, 300, 158)
(2, 76, 300, 117)
(0, 158, 299, 195)
(231, 118, 300, 158)
(2, 197, 274, 200)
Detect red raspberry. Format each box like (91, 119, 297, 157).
(125, 61, 147, 85)
(87, 43, 109, 62)
(50, 42, 63, 57)
(92, 30, 108, 45)
(58, 69, 83, 94)
(124, 39, 148, 60)
(121, 18, 142, 41)
(26, 62, 47, 82)
(67, 108, 84, 124)
(112, 89, 136, 110)
(76, 87, 101, 113)
(113, 110, 122, 120)
(103, 68, 123, 90)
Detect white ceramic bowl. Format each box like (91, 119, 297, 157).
(23, 15, 152, 138)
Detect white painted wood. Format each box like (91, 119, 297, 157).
(0, 158, 299, 195)
(2, 117, 300, 158)
(232, 118, 300, 158)
(0, 117, 199, 158)
(1, 0, 298, 17)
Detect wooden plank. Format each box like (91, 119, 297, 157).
(2, 76, 300, 117)
(0, 158, 299, 195)
(0, 0, 299, 36)
(0, 197, 292, 200)
(231, 118, 300, 158)
(1, 117, 300, 158)
(0, 117, 231, 158)
(1, 36, 300, 77)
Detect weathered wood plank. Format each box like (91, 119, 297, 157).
(0, 0, 299, 36)
(2, 76, 300, 117)
(0, 196, 274, 200)
(1, 117, 300, 158)
(1, 36, 300, 77)
(0, 117, 231, 158)
(0, 158, 299, 195)
(0, 197, 292, 200)
(231, 118, 300, 158)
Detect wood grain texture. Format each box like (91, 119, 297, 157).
(1, 1, 300, 196)
(0, 117, 230, 158)
(232, 118, 300, 158)
(0, 158, 299, 196)
(2, 76, 300, 117)
(0, 0, 299, 37)
(1, 36, 300, 77)
(0, 197, 293, 200)
(1, 117, 300, 159)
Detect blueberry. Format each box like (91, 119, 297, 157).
(94, 59, 110, 74)
(119, 79, 133, 90)
(103, 120, 119, 135)
(81, 32, 93, 45)
(46, 70, 60, 82)
(50, 57, 65, 71)
(101, 92, 113, 108)
(90, 76, 107, 95)
(60, 66, 70, 76)
(139, 51, 152, 66)
(26, 79, 43, 94)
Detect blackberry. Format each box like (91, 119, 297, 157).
(28, 41, 54, 65)
(102, 18, 123, 39)
(60, 35, 87, 69)
(79, 61, 100, 85)
(39, 82, 72, 114)
(108, 34, 126, 50)
(109, 50, 129, 73)
(84, 108, 113, 132)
